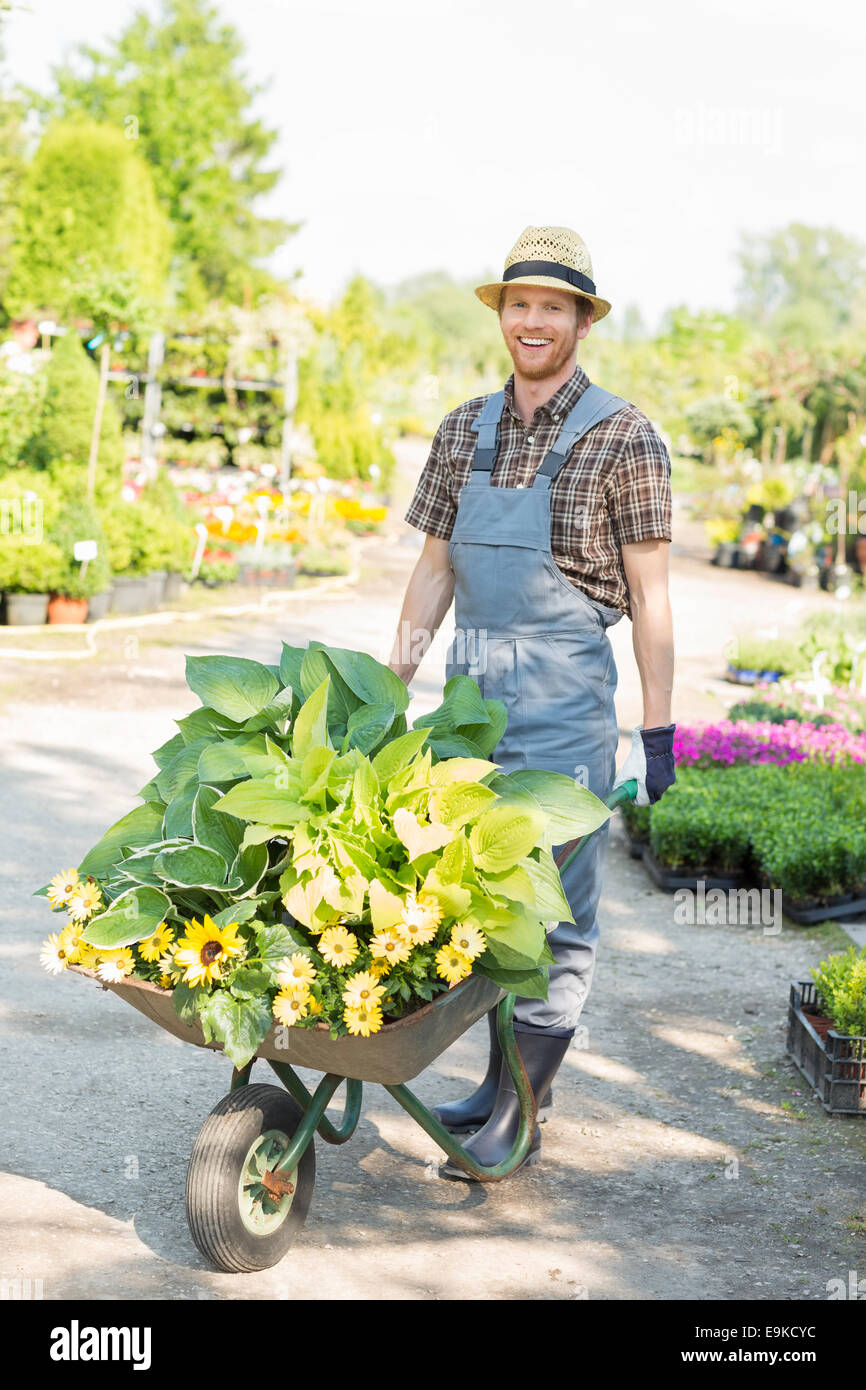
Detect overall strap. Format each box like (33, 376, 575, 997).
(532, 384, 628, 487)
(469, 390, 506, 475)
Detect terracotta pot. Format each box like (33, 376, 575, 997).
(47, 594, 88, 625)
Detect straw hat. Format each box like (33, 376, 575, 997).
(475, 225, 611, 323)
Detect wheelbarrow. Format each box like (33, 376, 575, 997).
(68, 780, 637, 1273)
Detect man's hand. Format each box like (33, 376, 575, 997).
(614, 724, 676, 806)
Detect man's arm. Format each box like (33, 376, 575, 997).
(388, 534, 454, 684)
(621, 538, 674, 728)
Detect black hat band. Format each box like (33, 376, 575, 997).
(502, 259, 596, 297)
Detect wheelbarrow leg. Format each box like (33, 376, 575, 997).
(384, 994, 538, 1182)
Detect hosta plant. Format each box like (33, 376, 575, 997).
(36, 643, 611, 1067)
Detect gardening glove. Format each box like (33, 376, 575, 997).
(613, 724, 676, 807)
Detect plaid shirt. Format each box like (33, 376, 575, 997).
(403, 362, 671, 616)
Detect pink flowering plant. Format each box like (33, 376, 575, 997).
(674, 719, 866, 769)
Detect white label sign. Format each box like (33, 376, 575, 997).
(73, 539, 98, 561)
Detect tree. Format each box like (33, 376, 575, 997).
(3, 118, 171, 320)
(736, 223, 866, 340)
(26, 0, 298, 306)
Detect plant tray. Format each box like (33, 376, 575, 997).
(779, 893, 866, 925)
(639, 844, 747, 893)
(786, 980, 866, 1115)
(67, 964, 504, 1086)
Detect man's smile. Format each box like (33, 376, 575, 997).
(517, 336, 553, 350)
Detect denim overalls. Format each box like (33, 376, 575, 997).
(445, 382, 627, 1031)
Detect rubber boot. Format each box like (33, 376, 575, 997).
(438, 1029, 572, 1181)
(432, 1009, 553, 1134)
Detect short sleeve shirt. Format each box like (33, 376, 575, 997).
(403, 362, 672, 616)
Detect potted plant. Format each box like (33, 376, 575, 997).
(45, 500, 112, 625)
(706, 518, 740, 569)
(787, 946, 866, 1115)
(0, 536, 65, 625)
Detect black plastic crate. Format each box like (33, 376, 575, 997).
(787, 981, 866, 1115)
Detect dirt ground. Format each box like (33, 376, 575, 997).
(2, 440, 864, 1301)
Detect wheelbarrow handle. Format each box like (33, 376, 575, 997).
(553, 777, 639, 873)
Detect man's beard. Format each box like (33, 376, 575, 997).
(505, 326, 579, 380)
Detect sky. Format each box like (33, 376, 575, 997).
(5, 0, 866, 332)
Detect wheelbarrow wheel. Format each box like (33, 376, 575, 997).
(186, 1083, 315, 1273)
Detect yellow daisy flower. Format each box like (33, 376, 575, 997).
(65, 880, 103, 922)
(342, 970, 386, 1011)
(58, 923, 85, 964)
(47, 867, 80, 910)
(157, 973, 174, 990)
(449, 922, 487, 961)
(396, 891, 443, 944)
(40, 932, 73, 974)
(318, 925, 359, 968)
(276, 952, 318, 992)
(273, 987, 310, 1025)
(174, 915, 245, 987)
(369, 929, 411, 966)
(97, 948, 136, 983)
(435, 944, 473, 986)
(138, 923, 174, 963)
(307, 995, 323, 1016)
(344, 1002, 383, 1037)
(75, 945, 102, 970)
(368, 957, 392, 979)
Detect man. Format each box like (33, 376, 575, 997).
(388, 225, 675, 1179)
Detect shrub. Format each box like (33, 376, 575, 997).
(45, 499, 112, 599)
(727, 636, 804, 675)
(22, 333, 124, 502)
(812, 946, 866, 1036)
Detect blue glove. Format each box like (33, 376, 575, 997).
(613, 724, 676, 806)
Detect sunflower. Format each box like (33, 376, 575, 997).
(138, 922, 174, 963)
(435, 944, 473, 986)
(97, 948, 136, 983)
(342, 970, 386, 1011)
(449, 922, 487, 961)
(40, 932, 73, 975)
(396, 892, 442, 947)
(344, 1001, 383, 1037)
(318, 925, 359, 968)
(174, 915, 245, 987)
(369, 929, 411, 966)
(276, 952, 317, 993)
(65, 880, 103, 922)
(47, 867, 80, 910)
(273, 987, 310, 1025)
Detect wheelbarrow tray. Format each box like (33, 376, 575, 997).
(67, 964, 505, 1084)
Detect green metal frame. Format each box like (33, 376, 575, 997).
(226, 780, 638, 1183)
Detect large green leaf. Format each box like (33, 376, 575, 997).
(241, 686, 295, 734)
(309, 642, 409, 715)
(162, 781, 198, 839)
(413, 675, 489, 734)
(468, 804, 548, 873)
(193, 784, 246, 865)
(80, 885, 171, 950)
(155, 738, 209, 803)
(197, 738, 252, 784)
(431, 757, 500, 786)
(152, 731, 186, 770)
(343, 701, 396, 755)
(213, 778, 312, 826)
(459, 699, 507, 757)
(478, 907, 546, 969)
(78, 802, 167, 879)
(278, 643, 305, 696)
(474, 959, 549, 999)
(211, 899, 266, 927)
(185, 654, 279, 722)
(175, 707, 243, 745)
(521, 851, 573, 922)
(430, 780, 498, 829)
(225, 842, 269, 895)
(491, 769, 611, 848)
(291, 677, 332, 760)
(198, 992, 273, 1069)
(301, 645, 363, 727)
(371, 728, 429, 782)
(153, 844, 228, 889)
(425, 734, 492, 761)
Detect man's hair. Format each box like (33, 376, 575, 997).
(498, 286, 594, 327)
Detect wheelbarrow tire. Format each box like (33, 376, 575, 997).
(186, 1083, 315, 1273)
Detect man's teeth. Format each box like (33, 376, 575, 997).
(519, 338, 552, 345)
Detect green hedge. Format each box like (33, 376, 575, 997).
(625, 764, 866, 904)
